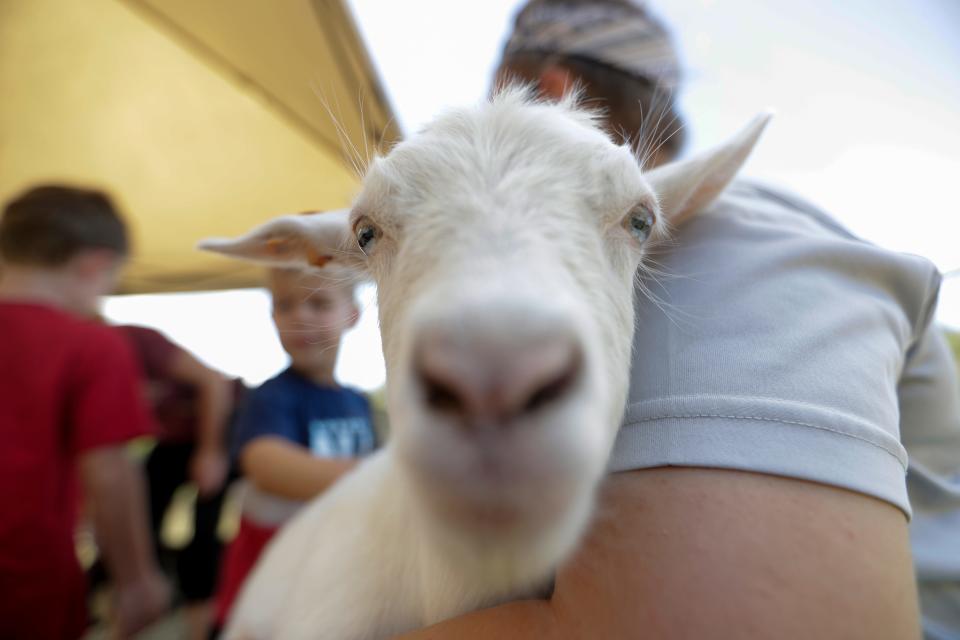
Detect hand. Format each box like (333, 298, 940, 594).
(190, 447, 230, 498)
(110, 571, 171, 639)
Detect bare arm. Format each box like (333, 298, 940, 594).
(395, 468, 920, 640)
(79, 446, 169, 636)
(165, 348, 233, 496)
(240, 436, 357, 501)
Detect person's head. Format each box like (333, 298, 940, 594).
(0, 185, 130, 314)
(495, 0, 685, 168)
(267, 267, 360, 379)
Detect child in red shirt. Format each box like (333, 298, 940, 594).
(0, 185, 168, 639)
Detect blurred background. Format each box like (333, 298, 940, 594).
(4, 0, 957, 393)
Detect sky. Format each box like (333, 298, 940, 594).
(105, 0, 960, 389)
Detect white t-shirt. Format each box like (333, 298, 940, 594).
(611, 181, 960, 637)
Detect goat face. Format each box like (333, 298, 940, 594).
(355, 91, 655, 553)
(201, 87, 769, 567)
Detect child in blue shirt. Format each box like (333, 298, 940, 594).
(214, 267, 376, 626)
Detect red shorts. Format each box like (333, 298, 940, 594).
(213, 517, 278, 626)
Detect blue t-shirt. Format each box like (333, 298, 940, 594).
(232, 368, 376, 460)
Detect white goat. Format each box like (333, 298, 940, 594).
(201, 88, 769, 639)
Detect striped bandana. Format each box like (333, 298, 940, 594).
(503, 1, 680, 87)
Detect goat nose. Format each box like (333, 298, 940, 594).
(414, 327, 582, 423)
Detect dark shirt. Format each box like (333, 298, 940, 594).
(232, 367, 376, 460)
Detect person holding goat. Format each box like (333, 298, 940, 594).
(476, 1, 960, 638)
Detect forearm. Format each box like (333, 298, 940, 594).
(80, 447, 157, 586)
(195, 372, 232, 452)
(393, 599, 560, 640)
(392, 468, 920, 640)
(241, 437, 357, 501)
(166, 348, 232, 452)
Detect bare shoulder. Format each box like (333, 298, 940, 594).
(552, 467, 920, 640)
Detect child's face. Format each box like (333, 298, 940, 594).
(269, 270, 358, 372)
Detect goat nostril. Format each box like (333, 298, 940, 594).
(422, 374, 464, 414)
(522, 352, 581, 415)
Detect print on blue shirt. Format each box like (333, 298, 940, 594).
(309, 417, 377, 457)
(231, 368, 377, 461)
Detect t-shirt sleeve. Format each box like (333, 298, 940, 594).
(69, 327, 154, 453)
(231, 385, 303, 458)
(118, 325, 179, 380)
(610, 182, 941, 518)
(899, 326, 960, 580)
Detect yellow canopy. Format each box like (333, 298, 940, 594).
(0, 0, 399, 292)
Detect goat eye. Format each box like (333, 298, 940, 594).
(626, 205, 655, 243)
(356, 223, 380, 255)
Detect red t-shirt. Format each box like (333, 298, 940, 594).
(117, 324, 196, 443)
(0, 302, 152, 640)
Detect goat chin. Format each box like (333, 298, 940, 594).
(224, 448, 590, 640)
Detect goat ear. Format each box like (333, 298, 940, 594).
(647, 112, 773, 227)
(197, 208, 360, 270)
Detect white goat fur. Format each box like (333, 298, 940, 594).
(202, 88, 769, 639)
